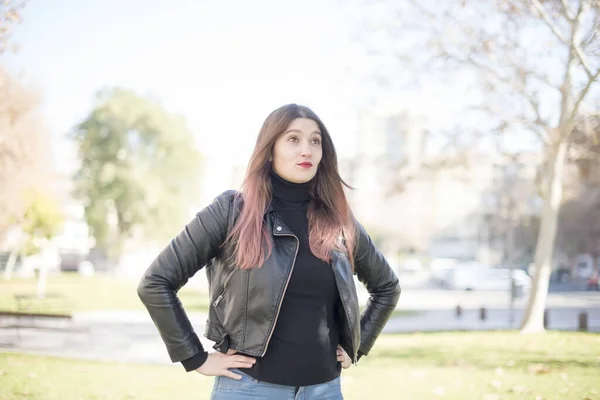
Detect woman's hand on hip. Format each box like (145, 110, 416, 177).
(195, 349, 256, 380)
(337, 345, 352, 369)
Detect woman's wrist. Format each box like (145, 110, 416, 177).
(181, 351, 209, 372)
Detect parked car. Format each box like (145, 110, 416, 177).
(447, 267, 531, 292)
(551, 266, 572, 283)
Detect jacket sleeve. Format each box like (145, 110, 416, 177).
(353, 220, 401, 357)
(137, 190, 235, 363)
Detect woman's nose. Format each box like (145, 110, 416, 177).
(300, 141, 312, 157)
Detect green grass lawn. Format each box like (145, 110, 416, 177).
(1, 331, 598, 400)
(0, 273, 210, 314)
(0, 273, 417, 317)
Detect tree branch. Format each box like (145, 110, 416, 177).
(572, 1, 596, 78)
(468, 102, 549, 146)
(530, 0, 595, 77)
(530, 0, 569, 43)
(572, 68, 600, 118)
(524, 94, 551, 141)
(561, 0, 575, 20)
(527, 70, 559, 89)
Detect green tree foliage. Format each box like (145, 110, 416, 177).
(19, 189, 64, 256)
(71, 88, 202, 261)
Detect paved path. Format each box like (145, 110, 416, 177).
(2, 288, 599, 365)
(384, 307, 600, 332)
(0, 311, 212, 366)
(1, 304, 598, 367)
(359, 288, 600, 310)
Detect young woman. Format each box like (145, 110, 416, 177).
(137, 104, 401, 399)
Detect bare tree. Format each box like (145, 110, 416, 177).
(0, 69, 49, 246)
(0, 0, 27, 56)
(358, 0, 600, 332)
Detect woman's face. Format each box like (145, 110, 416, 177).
(272, 117, 323, 183)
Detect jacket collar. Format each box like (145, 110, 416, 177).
(266, 207, 296, 236)
(264, 204, 346, 263)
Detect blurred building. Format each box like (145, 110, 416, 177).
(340, 109, 542, 266)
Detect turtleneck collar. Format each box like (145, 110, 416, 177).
(269, 166, 311, 209)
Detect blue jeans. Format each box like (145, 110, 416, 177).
(210, 369, 343, 399)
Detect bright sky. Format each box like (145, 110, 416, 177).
(5, 0, 376, 174)
(4, 0, 549, 181)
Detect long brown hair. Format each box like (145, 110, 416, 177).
(226, 104, 356, 270)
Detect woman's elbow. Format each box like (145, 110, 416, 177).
(137, 276, 149, 302)
(392, 280, 401, 304)
(373, 277, 401, 307)
(137, 273, 156, 304)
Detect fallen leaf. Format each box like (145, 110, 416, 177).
(0, 371, 5, 376)
(559, 387, 570, 394)
(495, 367, 504, 376)
(433, 387, 445, 396)
(507, 360, 516, 367)
(28, 373, 37, 378)
(591, 389, 599, 394)
(535, 396, 545, 400)
(528, 364, 551, 374)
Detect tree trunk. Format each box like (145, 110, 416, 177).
(3, 247, 19, 280)
(3, 232, 23, 280)
(520, 10, 579, 333)
(36, 260, 47, 299)
(520, 140, 567, 333)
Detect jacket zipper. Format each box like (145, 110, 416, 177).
(331, 261, 359, 365)
(260, 232, 299, 357)
(213, 268, 237, 307)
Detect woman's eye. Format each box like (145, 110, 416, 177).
(311, 138, 321, 145)
(288, 136, 298, 142)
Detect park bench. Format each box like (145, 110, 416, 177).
(0, 294, 87, 341)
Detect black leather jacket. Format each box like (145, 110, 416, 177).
(137, 190, 401, 365)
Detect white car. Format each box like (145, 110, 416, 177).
(448, 267, 531, 292)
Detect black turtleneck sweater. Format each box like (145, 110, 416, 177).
(236, 168, 342, 386)
(182, 169, 342, 386)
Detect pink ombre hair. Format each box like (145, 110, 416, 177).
(226, 104, 356, 270)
